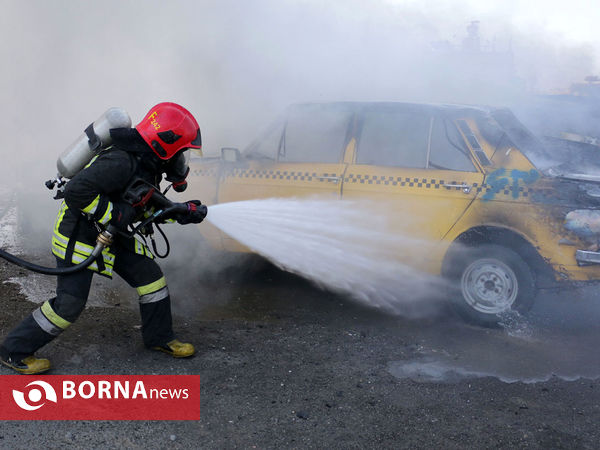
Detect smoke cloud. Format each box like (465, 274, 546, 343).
(0, 0, 597, 164)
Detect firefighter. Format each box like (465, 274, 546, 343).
(0, 102, 207, 374)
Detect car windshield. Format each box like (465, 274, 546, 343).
(507, 97, 600, 176)
(488, 109, 560, 171)
(243, 118, 285, 160)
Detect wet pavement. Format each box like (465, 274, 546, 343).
(9, 238, 600, 387)
(2, 250, 600, 448)
(1, 195, 600, 448)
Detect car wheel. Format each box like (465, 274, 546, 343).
(450, 244, 535, 326)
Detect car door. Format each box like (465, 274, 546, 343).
(341, 106, 484, 269)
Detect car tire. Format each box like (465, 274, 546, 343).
(448, 244, 535, 326)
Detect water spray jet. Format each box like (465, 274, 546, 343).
(206, 197, 447, 316)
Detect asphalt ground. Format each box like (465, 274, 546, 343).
(0, 239, 599, 449)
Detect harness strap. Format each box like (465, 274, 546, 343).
(64, 216, 81, 265)
(85, 123, 102, 152)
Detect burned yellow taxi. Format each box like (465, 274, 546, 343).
(188, 102, 600, 325)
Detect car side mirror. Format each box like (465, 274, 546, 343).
(221, 147, 241, 163)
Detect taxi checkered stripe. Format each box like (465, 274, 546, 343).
(238, 170, 312, 180)
(192, 169, 534, 197)
(192, 168, 218, 177)
(235, 169, 321, 181)
(343, 174, 532, 196)
(220, 169, 341, 182)
(345, 174, 441, 187)
(475, 185, 531, 197)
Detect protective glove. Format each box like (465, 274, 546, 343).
(176, 200, 207, 225)
(110, 202, 137, 230)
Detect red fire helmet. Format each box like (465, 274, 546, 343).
(136, 102, 202, 160)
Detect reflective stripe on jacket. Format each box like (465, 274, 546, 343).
(52, 201, 116, 276)
(52, 147, 156, 277)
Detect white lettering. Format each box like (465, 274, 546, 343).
(132, 381, 147, 399)
(61, 379, 188, 401)
(115, 381, 129, 399)
(78, 381, 95, 399)
(63, 381, 76, 399)
(169, 389, 182, 399)
(98, 380, 112, 399)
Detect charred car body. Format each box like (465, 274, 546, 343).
(188, 102, 600, 325)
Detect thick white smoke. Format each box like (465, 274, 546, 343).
(0, 0, 596, 257)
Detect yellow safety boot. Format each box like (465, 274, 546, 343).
(1, 355, 51, 375)
(152, 339, 195, 358)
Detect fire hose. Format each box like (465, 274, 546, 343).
(0, 183, 191, 276)
(0, 225, 117, 275)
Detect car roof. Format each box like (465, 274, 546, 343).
(286, 101, 495, 118)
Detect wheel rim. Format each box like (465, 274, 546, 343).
(460, 258, 518, 314)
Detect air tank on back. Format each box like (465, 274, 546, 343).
(56, 107, 132, 178)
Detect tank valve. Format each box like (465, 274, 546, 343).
(44, 175, 67, 190)
(44, 175, 68, 200)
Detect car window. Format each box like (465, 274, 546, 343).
(356, 110, 430, 168)
(244, 120, 285, 159)
(428, 118, 477, 172)
(279, 107, 351, 163)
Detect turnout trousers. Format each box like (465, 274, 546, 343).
(0, 246, 174, 361)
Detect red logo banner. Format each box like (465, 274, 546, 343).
(0, 375, 200, 420)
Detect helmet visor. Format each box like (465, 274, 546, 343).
(190, 129, 202, 148)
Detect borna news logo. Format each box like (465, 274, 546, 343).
(12, 380, 58, 411)
(1, 375, 200, 420)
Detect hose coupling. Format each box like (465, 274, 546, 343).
(96, 229, 114, 247)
